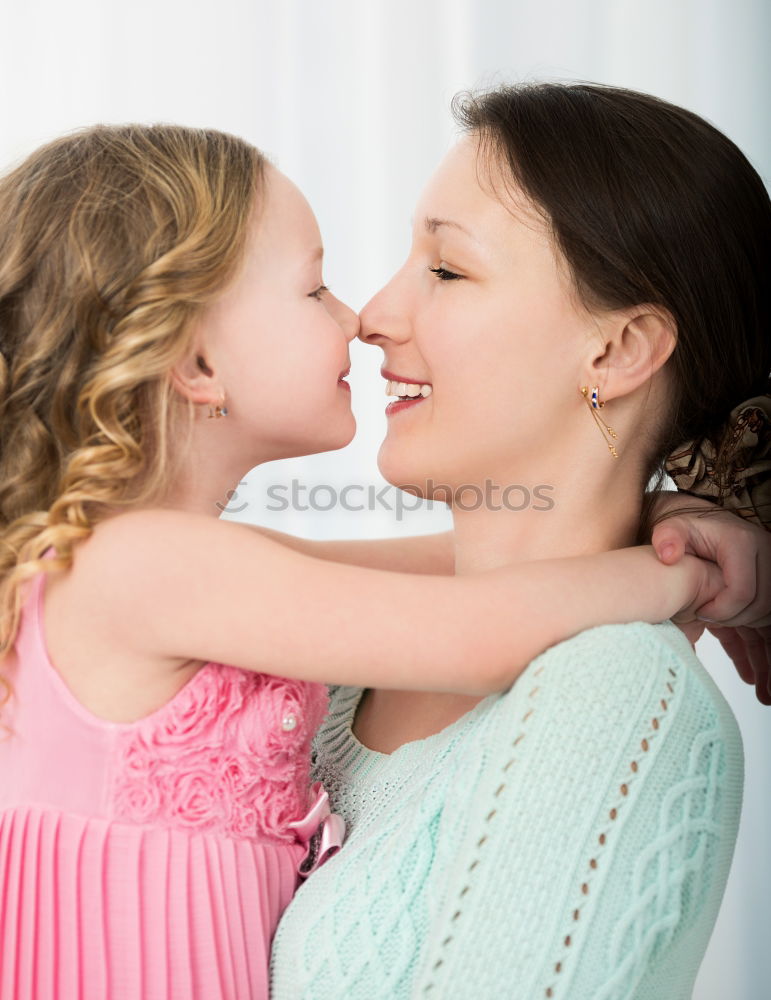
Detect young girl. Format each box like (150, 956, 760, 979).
(0, 123, 762, 1000)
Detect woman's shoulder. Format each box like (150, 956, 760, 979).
(487, 619, 744, 780)
(522, 620, 737, 723)
(416, 620, 745, 997)
(526, 618, 698, 678)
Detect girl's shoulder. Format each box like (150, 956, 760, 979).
(35, 519, 202, 724)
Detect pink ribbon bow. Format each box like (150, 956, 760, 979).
(287, 781, 346, 877)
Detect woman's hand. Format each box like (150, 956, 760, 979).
(701, 624, 771, 706)
(651, 506, 771, 704)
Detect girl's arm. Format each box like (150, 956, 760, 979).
(244, 491, 707, 575)
(241, 490, 725, 576)
(95, 508, 721, 696)
(651, 493, 771, 703)
(245, 523, 455, 575)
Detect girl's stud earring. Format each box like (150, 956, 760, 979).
(208, 397, 228, 419)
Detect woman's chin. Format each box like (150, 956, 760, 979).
(377, 448, 438, 500)
(376, 442, 411, 489)
(378, 446, 480, 504)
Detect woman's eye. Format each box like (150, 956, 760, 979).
(308, 284, 329, 300)
(428, 265, 463, 281)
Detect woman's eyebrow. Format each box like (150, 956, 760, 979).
(424, 216, 472, 237)
(421, 216, 485, 251)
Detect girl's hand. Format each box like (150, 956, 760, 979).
(652, 508, 771, 704)
(652, 508, 770, 624)
(667, 553, 724, 633)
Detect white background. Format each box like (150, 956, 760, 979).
(1, 2, 768, 996)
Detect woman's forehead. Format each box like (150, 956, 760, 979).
(414, 136, 550, 247)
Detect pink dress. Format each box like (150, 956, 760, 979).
(0, 548, 342, 999)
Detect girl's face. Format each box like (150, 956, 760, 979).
(358, 136, 598, 499)
(193, 164, 359, 462)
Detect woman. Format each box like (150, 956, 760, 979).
(269, 82, 771, 997)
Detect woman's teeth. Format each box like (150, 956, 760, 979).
(385, 380, 432, 399)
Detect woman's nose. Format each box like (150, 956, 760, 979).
(358, 278, 410, 347)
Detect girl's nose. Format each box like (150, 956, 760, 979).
(329, 294, 360, 342)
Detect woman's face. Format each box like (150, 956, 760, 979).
(359, 135, 597, 500)
(193, 164, 360, 462)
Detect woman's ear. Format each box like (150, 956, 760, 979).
(587, 305, 677, 400)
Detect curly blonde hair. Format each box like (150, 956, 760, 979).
(0, 123, 266, 734)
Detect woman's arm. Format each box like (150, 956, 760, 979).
(90, 508, 720, 696)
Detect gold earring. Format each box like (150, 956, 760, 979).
(207, 395, 228, 419)
(580, 386, 619, 458)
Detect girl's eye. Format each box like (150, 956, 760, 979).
(308, 284, 329, 300)
(428, 265, 463, 281)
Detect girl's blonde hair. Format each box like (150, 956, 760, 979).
(0, 123, 266, 732)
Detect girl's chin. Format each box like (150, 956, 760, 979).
(322, 417, 357, 452)
(289, 413, 356, 458)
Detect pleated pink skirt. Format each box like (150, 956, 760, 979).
(0, 802, 303, 1000)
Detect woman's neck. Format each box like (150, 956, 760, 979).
(353, 461, 647, 753)
(451, 460, 643, 575)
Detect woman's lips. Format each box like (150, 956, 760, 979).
(386, 396, 426, 416)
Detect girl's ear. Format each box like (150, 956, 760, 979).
(168, 349, 222, 405)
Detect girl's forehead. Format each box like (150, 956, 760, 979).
(255, 167, 322, 256)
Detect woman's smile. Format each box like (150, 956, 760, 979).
(385, 394, 429, 417)
(381, 368, 433, 417)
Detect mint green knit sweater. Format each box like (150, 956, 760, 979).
(269, 621, 743, 999)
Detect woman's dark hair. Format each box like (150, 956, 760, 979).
(452, 82, 771, 541)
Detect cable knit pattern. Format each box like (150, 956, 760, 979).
(269, 620, 743, 1000)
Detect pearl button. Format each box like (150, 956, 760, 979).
(281, 713, 298, 732)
